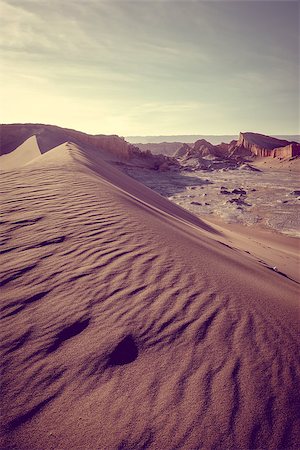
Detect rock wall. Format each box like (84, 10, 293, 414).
(67, 130, 134, 161)
(271, 143, 300, 158)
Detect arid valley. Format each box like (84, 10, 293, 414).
(1, 1, 299, 449)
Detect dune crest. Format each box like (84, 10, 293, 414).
(0, 135, 41, 170)
(1, 140, 299, 450)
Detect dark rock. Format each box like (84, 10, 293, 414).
(228, 198, 251, 207)
(232, 188, 247, 195)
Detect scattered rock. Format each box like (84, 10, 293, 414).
(232, 188, 247, 195)
(191, 201, 202, 206)
(291, 190, 300, 196)
(228, 198, 251, 207)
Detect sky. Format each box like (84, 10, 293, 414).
(0, 0, 299, 136)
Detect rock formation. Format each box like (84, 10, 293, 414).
(174, 132, 300, 166)
(174, 143, 192, 158)
(229, 132, 300, 158)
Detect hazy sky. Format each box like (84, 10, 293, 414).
(0, 0, 299, 135)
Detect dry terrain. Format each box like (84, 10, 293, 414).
(124, 161, 300, 237)
(1, 139, 299, 450)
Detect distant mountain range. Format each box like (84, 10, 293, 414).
(126, 135, 300, 145)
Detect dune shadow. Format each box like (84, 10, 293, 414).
(74, 335, 139, 396)
(46, 317, 90, 354)
(107, 335, 138, 367)
(6, 387, 65, 431)
(3, 329, 32, 354)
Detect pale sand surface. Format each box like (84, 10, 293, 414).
(1, 142, 300, 449)
(0, 136, 41, 170)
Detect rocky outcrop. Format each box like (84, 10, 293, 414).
(175, 140, 225, 161)
(174, 143, 192, 158)
(230, 132, 300, 158)
(192, 139, 224, 158)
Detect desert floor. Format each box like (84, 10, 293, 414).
(123, 161, 300, 237)
(1, 143, 299, 450)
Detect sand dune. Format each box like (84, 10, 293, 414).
(1, 141, 299, 449)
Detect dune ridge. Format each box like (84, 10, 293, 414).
(1, 141, 299, 450)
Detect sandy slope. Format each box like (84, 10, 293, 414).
(1, 142, 299, 450)
(205, 217, 300, 284)
(0, 136, 41, 170)
(251, 156, 300, 173)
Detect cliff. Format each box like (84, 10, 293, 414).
(230, 132, 300, 158)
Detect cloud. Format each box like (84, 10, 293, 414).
(0, 0, 298, 134)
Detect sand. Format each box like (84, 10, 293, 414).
(1, 140, 300, 450)
(0, 136, 41, 170)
